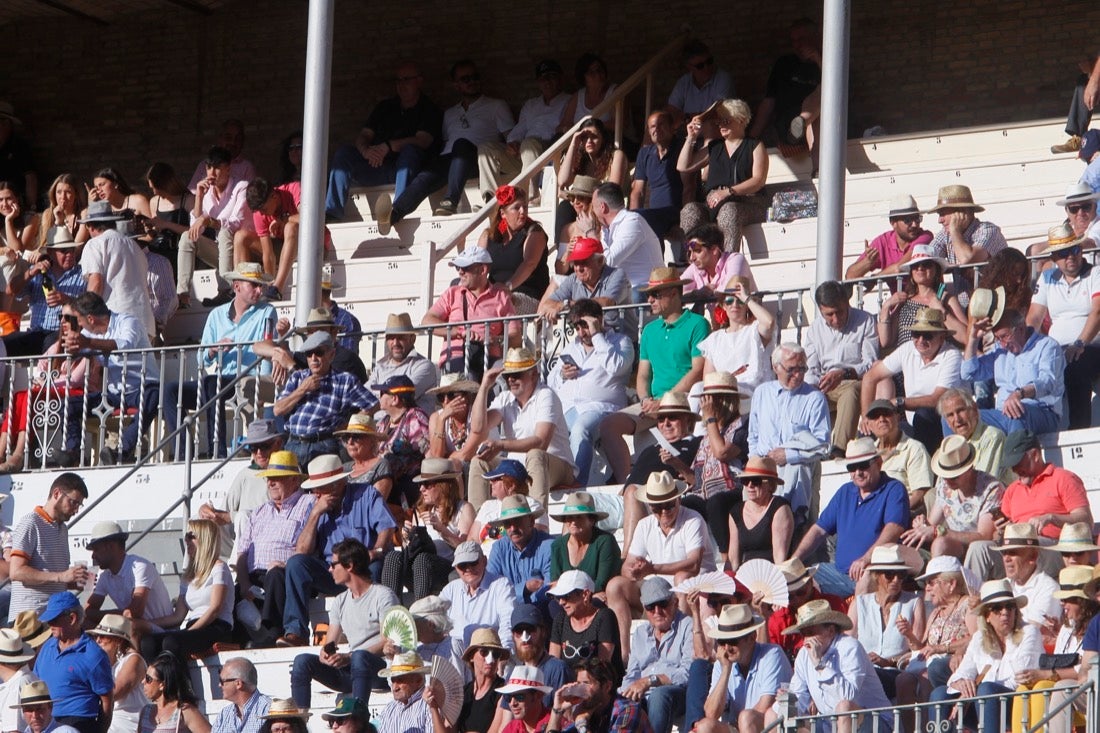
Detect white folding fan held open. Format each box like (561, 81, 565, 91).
(735, 559, 789, 608)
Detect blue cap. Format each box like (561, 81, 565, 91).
(511, 603, 546, 629)
(39, 592, 81, 623)
(483, 459, 529, 482)
(370, 375, 417, 394)
(1081, 130, 1100, 162)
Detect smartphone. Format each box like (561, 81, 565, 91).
(476, 442, 491, 457)
(559, 354, 578, 368)
(64, 315, 79, 331)
(990, 507, 1005, 523)
(323, 641, 337, 655)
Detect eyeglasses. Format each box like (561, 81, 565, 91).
(250, 440, 278, 453)
(911, 332, 939, 342)
(987, 603, 1017, 614)
(656, 415, 681, 424)
(1052, 246, 1082, 260)
(219, 676, 239, 685)
(184, 532, 196, 541)
(644, 598, 672, 612)
(848, 460, 874, 473)
(457, 73, 480, 83)
(691, 56, 715, 70)
(651, 501, 677, 513)
(1066, 203, 1094, 215)
(503, 692, 535, 705)
(503, 373, 526, 382)
(61, 491, 84, 509)
(327, 720, 351, 729)
(328, 559, 345, 569)
(779, 363, 808, 373)
(723, 296, 746, 306)
(566, 194, 591, 204)
(341, 434, 369, 443)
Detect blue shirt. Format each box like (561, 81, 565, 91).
(314, 483, 396, 557)
(1085, 613, 1100, 652)
(788, 634, 893, 730)
(621, 612, 695, 691)
(27, 265, 84, 332)
(199, 301, 278, 375)
(279, 369, 378, 437)
(709, 641, 792, 722)
(817, 475, 910, 573)
(633, 137, 684, 210)
(549, 265, 633, 336)
(1082, 158, 1100, 194)
(960, 328, 1065, 416)
(487, 529, 554, 606)
(211, 691, 272, 733)
(440, 572, 516, 662)
(83, 312, 154, 397)
(748, 380, 831, 514)
(34, 633, 113, 718)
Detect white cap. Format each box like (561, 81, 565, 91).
(451, 248, 493, 269)
(547, 569, 595, 596)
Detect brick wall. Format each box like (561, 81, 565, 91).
(1, 0, 1095, 202)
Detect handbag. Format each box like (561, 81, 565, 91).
(1039, 653, 1080, 670)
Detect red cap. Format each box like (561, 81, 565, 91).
(568, 237, 603, 262)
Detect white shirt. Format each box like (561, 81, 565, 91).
(1012, 570, 1062, 628)
(627, 505, 717, 573)
(490, 385, 576, 469)
(697, 325, 775, 398)
(91, 553, 175, 621)
(603, 209, 664, 289)
(80, 229, 155, 337)
(439, 572, 515, 662)
(0, 667, 36, 733)
(1032, 264, 1100, 345)
(441, 96, 514, 154)
(785, 634, 893, 732)
(547, 331, 633, 414)
(508, 93, 569, 144)
(880, 341, 963, 422)
(668, 69, 735, 116)
(949, 625, 1043, 691)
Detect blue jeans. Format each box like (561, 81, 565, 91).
(282, 554, 345, 638)
(684, 658, 713, 731)
(565, 407, 608, 486)
(325, 144, 428, 219)
(644, 684, 686, 733)
(392, 139, 478, 218)
(813, 562, 856, 597)
(284, 435, 343, 470)
(975, 405, 1061, 436)
(291, 649, 386, 708)
(929, 681, 1012, 733)
(927, 655, 952, 689)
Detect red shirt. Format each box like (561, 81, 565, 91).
(767, 590, 848, 662)
(1002, 464, 1090, 540)
(501, 711, 551, 733)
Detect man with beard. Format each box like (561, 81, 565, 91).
(486, 496, 553, 609)
(547, 658, 653, 733)
(368, 313, 438, 414)
(497, 666, 553, 733)
(845, 195, 933, 281)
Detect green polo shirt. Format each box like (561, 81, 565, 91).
(639, 309, 709, 397)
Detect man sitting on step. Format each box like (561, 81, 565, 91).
(368, 312, 439, 415)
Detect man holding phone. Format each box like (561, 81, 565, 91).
(5, 227, 85, 357)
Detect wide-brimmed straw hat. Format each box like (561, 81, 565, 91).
(87, 521, 128, 547)
(634, 471, 687, 504)
(931, 434, 978, 479)
(899, 244, 948, 272)
(561, 175, 599, 199)
(705, 604, 765, 640)
(866, 544, 923, 575)
(781, 598, 853, 634)
(701, 371, 740, 396)
(461, 627, 511, 662)
(1045, 222, 1087, 254)
(412, 457, 461, 483)
(778, 558, 817, 591)
(487, 494, 545, 525)
(378, 651, 431, 678)
(88, 614, 132, 642)
(967, 286, 1006, 325)
(1050, 522, 1100, 553)
(0, 629, 34, 664)
(294, 307, 337, 333)
(333, 413, 383, 439)
(1053, 565, 1096, 601)
(550, 491, 608, 521)
(656, 392, 699, 420)
(638, 266, 690, 293)
(495, 665, 553, 695)
(223, 262, 274, 284)
(925, 184, 984, 214)
(887, 194, 921, 218)
(300, 454, 351, 490)
(45, 227, 81, 250)
(501, 347, 538, 374)
(909, 308, 951, 334)
(838, 437, 879, 471)
(256, 450, 306, 479)
(1055, 182, 1100, 207)
(12, 611, 50, 649)
(11, 681, 57, 708)
(383, 312, 417, 336)
(992, 523, 1042, 552)
(262, 699, 312, 720)
(739, 456, 784, 485)
(977, 578, 1027, 613)
(426, 373, 479, 396)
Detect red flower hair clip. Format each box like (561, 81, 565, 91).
(495, 185, 517, 208)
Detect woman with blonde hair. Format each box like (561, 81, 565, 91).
(138, 519, 234, 661)
(677, 98, 769, 252)
(38, 173, 88, 247)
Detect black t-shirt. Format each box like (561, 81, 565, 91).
(365, 95, 444, 155)
(765, 54, 821, 119)
(624, 435, 701, 487)
(457, 676, 504, 733)
(551, 606, 624, 684)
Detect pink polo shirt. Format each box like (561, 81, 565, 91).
(682, 251, 757, 294)
(427, 284, 520, 363)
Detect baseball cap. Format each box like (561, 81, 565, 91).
(1003, 430, 1040, 468)
(452, 540, 484, 567)
(483, 459, 529, 482)
(568, 237, 603, 262)
(39, 592, 81, 623)
(1081, 130, 1100, 161)
(451, 248, 493, 269)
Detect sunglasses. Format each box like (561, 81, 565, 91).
(456, 562, 479, 572)
(742, 477, 770, 487)
(911, 332, 940, 342)
(656, 415, 682, 424)
(847, 460, 874, 472)
(341, 434, 369, 443)
(880, 570, 906, 579)
(892, 214, 922, 224)
(723, 296, 746, 306)
(287, 143, 303, 150)
(1052, 246, 1082, 259)
(987, 602, 1017, 614)
(691, 56, 715, 70)
(304, 348, 330, 358)
(1066, 203, 1094, 214)
(651, 501, 677, 513)
(644, 598, 672, 612)
(503, 692, 536, 705)
(184, 532, 196, 541)
(250, 440, 278, 452)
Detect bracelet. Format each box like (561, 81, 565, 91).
(551, 707, 568, 715)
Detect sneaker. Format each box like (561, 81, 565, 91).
(789, 116, 807, 143)
(261, 285, 282, 301)
(1051, 135, 1082, 154)
(201, 291, 233, 308)
(375, 193, 393, 235)
(433, 199, 457, 216)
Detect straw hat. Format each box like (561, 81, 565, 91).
(909, 308, 950, 334)
(931, 434, 978, 479)
(461, 627, 511, 662)
(781, 599, 853, 634)
(898, 244, 948, 273)
(45, 227, 81, 249)
(838, 437, 879, 470)
(495, 665, 553, 695)
(634, 471, 687, 504)
(1053, 565, 1096, 601)
(223, 262, 274, 284)
(294, 307, 337, 333)
(866, 544, 923, 575)
(256, 450, 306, 479)
(412, 457, 461, 483)
(739, 456, 784, 485)
(501, 347, 538, 374)
(968, 286, 1006, 326)
(778, 558, 817, 591)
(1055, 182, 1100, 207)
(261, 700, 312, 720)
(12, 611, 50, 649)
(10, 681, 57, 708)
(88, 614, 132, 642)
(976, 578, 1027, 613)
(705, 604, 765, 640)
(383, 313, 417, 336)
(333, 413, 383, 438)
(562, 175, 599, 199)
(1050, 522, 1100, 553)
(991, 523, 1042, 552)
(426, 373, 479, 396)
(655, 392, 698, 420)
(550, 491, 609, 521)
(300, 454, 351, 490)
(638, 266, 690, 293)
(487, 494, 545, 525)
(701, 371, 740, 396)
(887, 194, 921, 218)
(0, 629, 34, 664)
(926, 184, 984, 214)
(378, 651, 431, 678)
(86, 521, 128, 547)
(1045, 222, 1087, 254)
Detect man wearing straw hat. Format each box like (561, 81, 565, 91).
(374, 651, 448, 733)
(990, 523, 1063, 628)
(83, 521, 172, 631)
(1027, 222, 1100, 429)
(368, 313, 439, 415)
(1050, 521, 1100, 566)
(0, 628, 38, 733)
(3, 226, 85, 357)
(1027, 183, 1100, 266)
(927, 183, 1007, 274)
(695, 604, 790, 733)
(844, 195, 933, 282)
(10, 681, 79, 733)
(763, 559, 847, 665)
(486, 495, 553, 609)
(468, 347, 575, 509)
(77, 201, 154, 339)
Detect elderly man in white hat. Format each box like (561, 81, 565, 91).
(695, 604, 791, 733)
(991, 523, 1063, 629)
(374, 652, 447, 733)
(1026, 222, 1100, 429)
(439, 540, 516, 663)
(83, 521, 172, 631)
(765, 599, 893, 733)
(368, 313, 438, 414)
(792, 438, 910, 598)
(77, 201, 155, 338)
(254, 306, 368, 384)
(397, 596, 465, 673)
(276, 454, 395, 648)
(421, 247, 522, 381)
(468, 347, 576, 509)
(4, 226, 85, 358)
(844, 195, 933, 282)
(607, 471, 716, 659)
(0, 628, 38, 733)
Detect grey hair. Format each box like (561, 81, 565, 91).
(223, 657, 258, 690)
(771, 342, 806, 368)
(937, 388, 976, 416)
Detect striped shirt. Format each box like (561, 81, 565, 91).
(377, 689, 433, 733)
(27, 265, 85, 332)
(9, 507, 69, 621)
(237, 491, 316, 572)
(211, 691, 271, 733)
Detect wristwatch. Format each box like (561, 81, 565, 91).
(1074, 339, 1085, 348)
(895, 396, 904, 410)
(649, 674, 660, 687)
